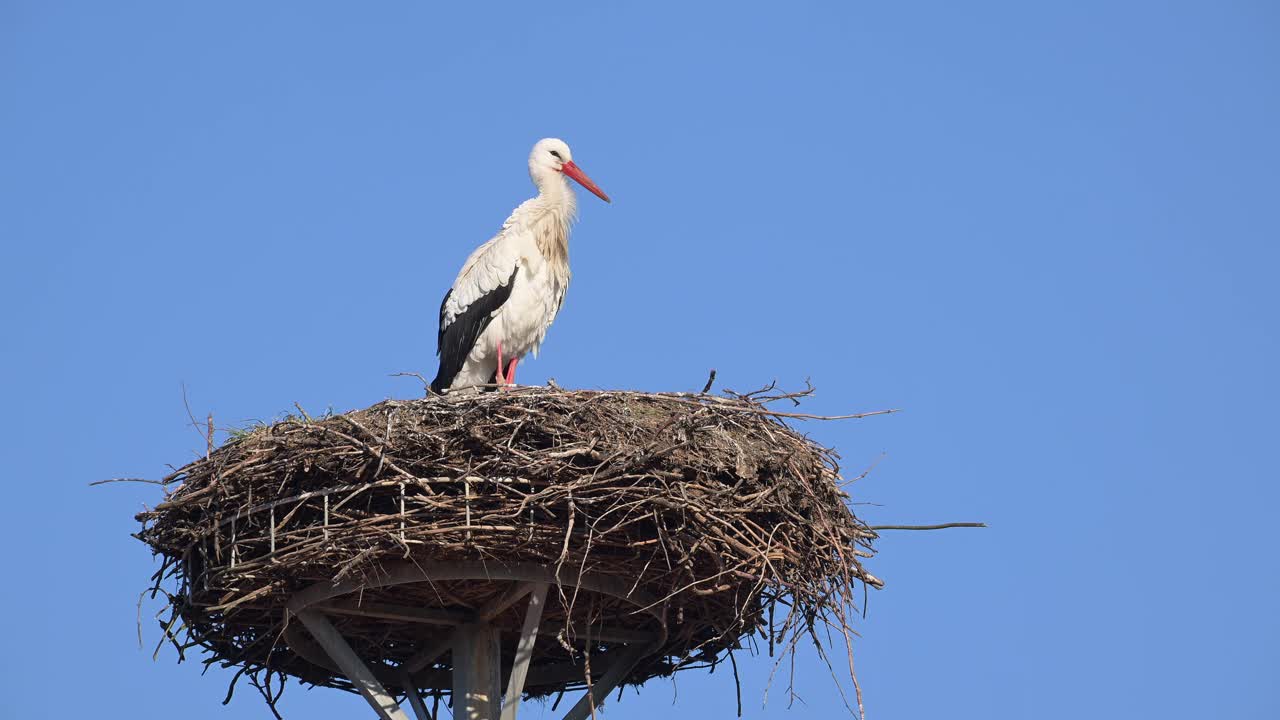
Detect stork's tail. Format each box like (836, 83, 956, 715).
(429, 361, 454, 394)
(430, 362, 499, 394)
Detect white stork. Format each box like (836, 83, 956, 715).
(430, 138, 611, 394)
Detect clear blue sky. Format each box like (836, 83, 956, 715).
(2, 1, 1276, 718)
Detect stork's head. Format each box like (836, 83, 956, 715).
(529, 138, 611, 203)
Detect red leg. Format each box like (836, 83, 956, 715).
(496, 341, 507, 386)
(506, 357, 519, 385)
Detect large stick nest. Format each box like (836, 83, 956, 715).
(135, 385, 882, 708)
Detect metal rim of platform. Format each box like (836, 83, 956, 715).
(283, 560, 668, 720)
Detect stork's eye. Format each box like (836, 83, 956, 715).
(549, 150, 563, 160)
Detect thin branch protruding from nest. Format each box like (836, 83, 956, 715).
(701, 369, 717, 394)
(870, 522, 987, 531)
(90, 477, 166, 486)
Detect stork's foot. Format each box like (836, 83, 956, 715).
(503, 358, 519, 390)
(495, 341, 508, 388)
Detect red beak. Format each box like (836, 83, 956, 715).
(560, 161, 611, 203)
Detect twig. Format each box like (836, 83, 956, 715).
(728, 648, 743, 717)
(90, 477, 165, 486)
(222, 666, 248, 707)
(391, 371, 432, 394)
(180, 382, 206, 447)
(249, 669, 286, 720)
(764, 407, 899, 422)
(870, 522, 986, 531)
(701, 369, 717, 394)
(135, 590, 147, 648)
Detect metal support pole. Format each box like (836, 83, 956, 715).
(500, 583, 548, 720)
(283, 562, 667, 715)
(295, 609, 411, 720)
(560, 644, 649, 720)
(400, 669, 433, 720)
(452, 622, 501, 720)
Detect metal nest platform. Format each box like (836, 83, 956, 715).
(135, 385, 884, 719)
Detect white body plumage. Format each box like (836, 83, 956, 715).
(442, 197, 573, 389)
(431, 139, 610, 393)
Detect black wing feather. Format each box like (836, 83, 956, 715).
(436, 288, 453, 352)
(430, 267, 519, 393)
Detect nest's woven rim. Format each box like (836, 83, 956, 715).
(135, 385, 882, 707)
